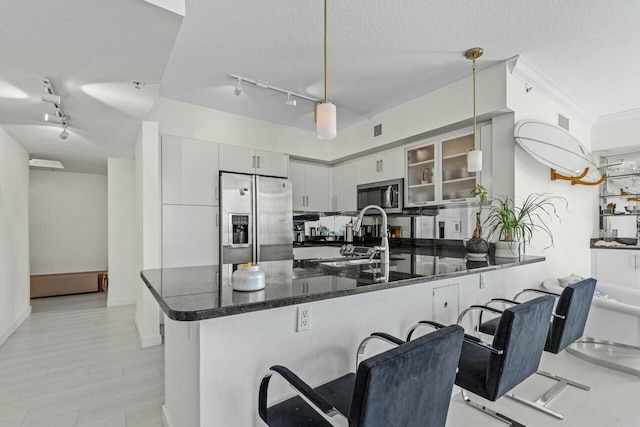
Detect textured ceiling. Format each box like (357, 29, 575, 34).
(1, 0, 639, 173)
(160, 0, 640, 132)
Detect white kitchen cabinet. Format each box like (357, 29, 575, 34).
(162, 205, 219, 268)
(432, 283, 460, 325)
(592, 248, 640, 289)
(218, 144, 288, 178)
(289, 160, 330, 212)
(405, 127, 484, 207)
(161, 135, 219, 206)
(357, 148, 405, 185)
(330, 162, 358, 212)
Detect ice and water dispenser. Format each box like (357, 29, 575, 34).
(230, 214, 250, 247)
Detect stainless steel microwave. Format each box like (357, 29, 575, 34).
(357, 178, 403, 213)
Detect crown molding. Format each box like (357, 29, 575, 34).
(596, 107, 640, 124)
(507, 55, 597, 126)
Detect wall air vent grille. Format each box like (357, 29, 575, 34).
(558, 114, 570, 131)
(374, 124, 382, 137)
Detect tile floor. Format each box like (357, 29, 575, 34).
(2, 292, 640, 426)
(0, 293, 163, 427)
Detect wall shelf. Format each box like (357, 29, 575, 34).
(408, 183, 435, 189)
(442, 152, 467, 161)
(442, 176, 476, 184)
(408, 160, 435, 167)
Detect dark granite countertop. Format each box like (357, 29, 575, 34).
(142, 250, 545, 321)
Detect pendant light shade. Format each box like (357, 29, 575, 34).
(316, 102, 336, 140)
(467, 149, 482, 172)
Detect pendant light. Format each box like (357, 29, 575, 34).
(465, 47, 483, 172)
(316, 0, 336, 140)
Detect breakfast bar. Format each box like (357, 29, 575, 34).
(142, 251, 545, 426)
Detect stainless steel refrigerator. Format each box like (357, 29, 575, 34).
(220, 172, 293, 264)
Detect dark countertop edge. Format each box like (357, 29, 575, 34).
(141, 256, 545, 322)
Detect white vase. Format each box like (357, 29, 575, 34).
(495, 241, 520, 259)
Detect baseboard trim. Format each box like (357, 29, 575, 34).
(0, 305, 32, 347)
(134, 314, 163, 348)
(107, 297, 137, 307)
(162, 405, 174, 427)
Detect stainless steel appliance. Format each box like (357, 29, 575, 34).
(220, 173, 293, 264)
(357, 178, 403, 214)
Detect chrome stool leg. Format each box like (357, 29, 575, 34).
(460, 389, 525, 427)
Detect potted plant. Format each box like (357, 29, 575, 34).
(484, 193, 566, 258)
(465, 185, 490, 258)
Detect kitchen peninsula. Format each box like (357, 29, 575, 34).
(142, 250, 544, 426)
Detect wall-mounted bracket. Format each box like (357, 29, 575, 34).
(550, 167, 605, 186)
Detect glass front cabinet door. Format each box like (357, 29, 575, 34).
(406, 142, 436, 206)
(405, 129, 478, 207)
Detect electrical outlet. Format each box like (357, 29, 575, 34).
(297, 304, 311, 332)
(479, 273, 486, 289)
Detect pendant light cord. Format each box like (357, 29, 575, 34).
(472, 58, 477, 149)
(324, 0, 328, 103)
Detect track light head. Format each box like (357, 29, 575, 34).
(234, 78, 243, 96)
(285, 93, 296, 107)
(59, 126, 69, 140)
(42, 93, 61, 105)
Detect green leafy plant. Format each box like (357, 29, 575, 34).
(484, 193, 567, 248)
(470, 184, 488, 204)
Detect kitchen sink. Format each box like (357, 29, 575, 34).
(320, 259, 376, 268)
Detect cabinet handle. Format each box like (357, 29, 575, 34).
(380, 159, 383, 172)
(257, 155, 261, 169)
(215, 186, 218, 200)
(305, 195, 309, 207)
(252, 155, 256, 168)
(216, 212, 219, 227)
(302, 195, 306, 207)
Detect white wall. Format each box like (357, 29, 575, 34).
(506, 72, 597, 278)
(107, 158, 138, 307)
(134, 121, 162, 348)
(0, 126, 31, 346)
(592, 110, 640, 152)
(148, 98, 327, 161)
(328, 62, 509, 160)
(29, 170, 107, 275)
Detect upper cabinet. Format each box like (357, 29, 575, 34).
(161, 135, 219, 206)
(357, 148, 404, 185)
(405, 129, 479, 207)
(290, 160, 330, 212)
(330, 161, 358, 212)
(219, 144, 289, 178)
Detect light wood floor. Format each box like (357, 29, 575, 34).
(0, 293, 164, 427)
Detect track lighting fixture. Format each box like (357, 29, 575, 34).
(229, 74, 319, 104)
(234, 78, 243, 96)
(42, 77, 71, 132)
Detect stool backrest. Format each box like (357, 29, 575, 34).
(547, 278, 597, 353)
(487, 295, 555, 400)
(349, 325, 464, 427)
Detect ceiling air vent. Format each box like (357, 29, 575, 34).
(558, 114, 570, 131)
(373, 124, 382, 137)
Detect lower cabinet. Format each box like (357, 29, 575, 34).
(432, 283, 460, 325)
(592, 248, 640, 289)
(162, 205, 219, 268)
